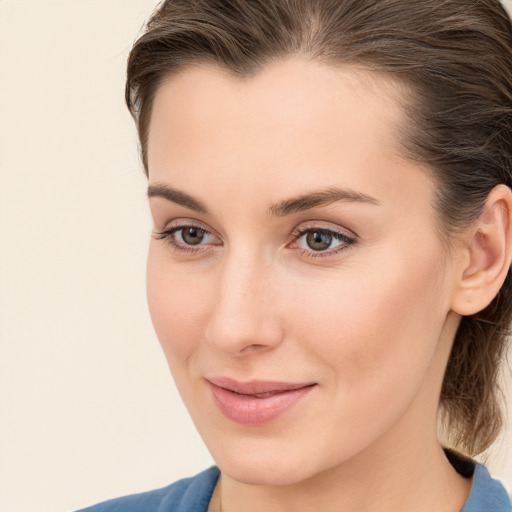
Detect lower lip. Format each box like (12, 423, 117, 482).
(208, 382, 315, 425)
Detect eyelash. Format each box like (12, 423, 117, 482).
(154, 225, 217, 254)
(154, 224, 356, 258)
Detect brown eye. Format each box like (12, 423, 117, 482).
(155, 223, 221, 252)
(181, 227, 206, 245)
(292, 226, 355, 257)
(306, 230, 333, 251)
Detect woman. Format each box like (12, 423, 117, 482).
(79, 0, 512, 510)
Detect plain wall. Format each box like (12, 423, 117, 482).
(0, 1, 511, 511)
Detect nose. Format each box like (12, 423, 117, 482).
(204, 251, 284, 356)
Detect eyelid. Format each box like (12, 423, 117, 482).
(291, 220, 357, 240)
(157, 218, 221, 238)
(158, 216, 206, 230)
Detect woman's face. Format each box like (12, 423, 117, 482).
(146, 59, 460, 485)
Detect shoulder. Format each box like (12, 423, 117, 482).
(444, 449, 510, 511)
(76, 466, 220, 512)
(461, 462, 511, 512)
(444, 448, 510, 511)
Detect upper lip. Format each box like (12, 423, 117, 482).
(206, 377, 316, 395)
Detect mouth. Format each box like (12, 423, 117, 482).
(206, 377, 317, 425)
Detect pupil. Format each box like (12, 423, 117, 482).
(182, 227, 205, 245)
(307, 231, 332, 251)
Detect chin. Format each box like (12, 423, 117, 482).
(207, 436, 328, 486)
(220, 458, 312, 486)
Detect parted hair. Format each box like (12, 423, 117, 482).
(126, 0, 512, 456)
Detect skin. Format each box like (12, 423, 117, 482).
(144, 58, 508, 512)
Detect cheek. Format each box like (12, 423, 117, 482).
(146, 245, 211, 365)
(278, 250, 449, 458)
(286, 248, 448, 390)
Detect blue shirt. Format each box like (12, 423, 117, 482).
(77, 462, 511, 512)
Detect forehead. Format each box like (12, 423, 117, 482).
(147, 58, 407, 164)
(146, 58, 431, 216)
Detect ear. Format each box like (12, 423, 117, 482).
(451, 184, 512, 316)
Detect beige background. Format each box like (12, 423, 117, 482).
(1, 1, 511, 511)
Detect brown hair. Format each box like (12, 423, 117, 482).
(126, 0, 512, 456)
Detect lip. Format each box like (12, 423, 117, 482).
(206, 377, 316, 425)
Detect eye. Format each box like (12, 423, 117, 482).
(177, 226, 208, 245)
(154, 223, 221, 252)
(291, 226, 356, 257)
(302, 230, 336, 251)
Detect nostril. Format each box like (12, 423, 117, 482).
(240, 343, 269, 353)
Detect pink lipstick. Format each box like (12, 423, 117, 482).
(207, 377, 316, 425)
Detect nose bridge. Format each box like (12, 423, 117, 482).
(204, 246, 282, 354)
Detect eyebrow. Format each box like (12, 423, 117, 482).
(147, 183, 209, 214)
(269, 187, 380, 216)
(147, 183, 380, 216)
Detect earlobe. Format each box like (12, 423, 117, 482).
(451, 184, 512, 316)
